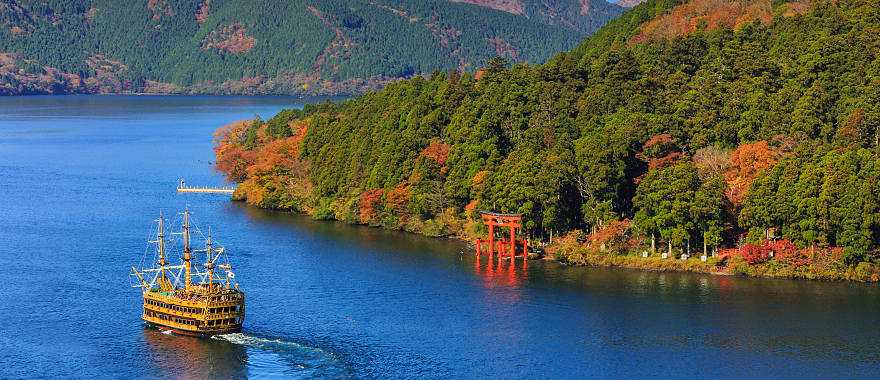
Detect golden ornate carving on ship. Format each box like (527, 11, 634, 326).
(131, 209, 244, 336)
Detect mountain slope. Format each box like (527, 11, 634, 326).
(0, 0, 625, 95)
(213, 0, 880, 275)
(451, 0, 625, 33)
(613, 0, 647, 7)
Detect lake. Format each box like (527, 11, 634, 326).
(1, 95, 879, 379)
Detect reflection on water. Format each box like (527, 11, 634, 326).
(143, 328, 351, 379)
(474, 254, 528, 291)
(143, 328, 248, 379)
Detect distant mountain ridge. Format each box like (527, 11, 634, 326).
(0, 0, 625, 96)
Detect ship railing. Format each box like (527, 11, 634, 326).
(205, 311, 243, 320)
(145, 304, 205, 319)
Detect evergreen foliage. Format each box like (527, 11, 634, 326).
(215, 0, 880, 273)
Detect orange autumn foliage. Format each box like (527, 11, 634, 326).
(724, 140, 777, 205)
(631, 0, 775, 44)
(640, 134, 685, 170)
(386, 183, 411, 213)
(215, 145, 257, 183)
(214, 118, 313, 208)
(214, 120, 256, 182)
(648, 151, 686, 170)
(472, 170, 488, 187)
(420, 139, 451, 167)
(586, 219, 632, 252)
(464, 199, 479, 213)
(358, 189, 384, 223)
(642, 134, 676, 153)
(631, 0, 813, 45)
(247, 137, 303, 177)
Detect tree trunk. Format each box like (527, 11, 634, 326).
(667, 240, 672, 257)
(651, 233, 656, 254)
(703, 232, 708, 257)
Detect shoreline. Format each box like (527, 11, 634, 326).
(237, 199, 880, 284)
(550, 243, 880, 283)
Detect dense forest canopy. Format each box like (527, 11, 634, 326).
(215, 0, 880, 271)
(0, 0, 624, 95)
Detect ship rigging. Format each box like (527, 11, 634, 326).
(131, 209, 244, 336)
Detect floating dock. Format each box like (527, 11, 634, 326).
(177, 179, 235, 194)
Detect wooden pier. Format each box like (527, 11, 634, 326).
(177, 179, 235, 194)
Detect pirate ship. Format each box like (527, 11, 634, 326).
(131, 210, 244, 336)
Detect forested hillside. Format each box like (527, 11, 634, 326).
(215, 0, 880, 280)
(0, 0, 624, 95)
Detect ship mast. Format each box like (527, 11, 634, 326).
(182, 209, 192, 289)
(156, 212, 172, 291)
(204, 228, 215, 291)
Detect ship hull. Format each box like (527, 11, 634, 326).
(141, 288, 245, 338)
(145, 320, 241, 337)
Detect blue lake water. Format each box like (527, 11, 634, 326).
(1, 95, 880, 379)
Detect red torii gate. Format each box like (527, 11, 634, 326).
(474, 211, 528, 265)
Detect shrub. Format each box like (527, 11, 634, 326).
(811, 246, 844, 270)
(311, 198, 335, 220)
(586, 219, 631, 253)
(770, 239, 810, 267)
(740, 243, 769, 264)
